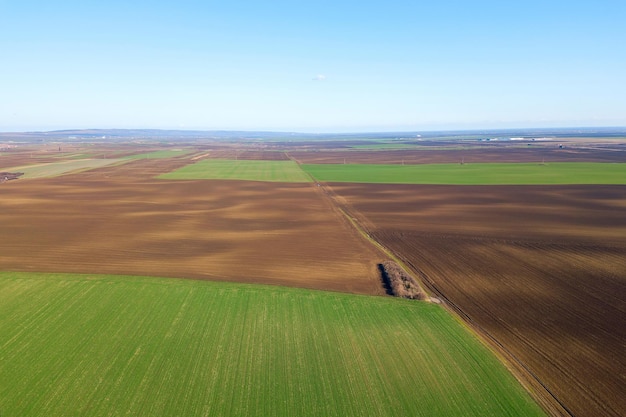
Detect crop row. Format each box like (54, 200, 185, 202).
(0, 272, 545, 416)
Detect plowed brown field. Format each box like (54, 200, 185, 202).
(289, 146, 626, 164)
(0, 159, 384, 295)
(204, 149, 290, 160)
(0, 144, 187, 168)
(329, 183, 626, 417)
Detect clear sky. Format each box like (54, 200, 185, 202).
(1, 0, 625, 132)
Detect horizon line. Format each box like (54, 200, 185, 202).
(2, 125, 626, 136)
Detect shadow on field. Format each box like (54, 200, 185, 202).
(377, 263, 394, 296)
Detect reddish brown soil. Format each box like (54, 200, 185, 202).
(0, 159, 384, 295)
(329, 183, 626, 417)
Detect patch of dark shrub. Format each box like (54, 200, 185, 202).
(0, 172, 23, 182)
(379, 261, 426, 300)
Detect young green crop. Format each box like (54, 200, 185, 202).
(302, 162, 626, 185)
(0, 272, 545, 417)
(159, 159, 312, 182)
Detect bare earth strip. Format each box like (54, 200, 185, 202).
(328, 183, 626, 417)
(0, 161, 384, 295)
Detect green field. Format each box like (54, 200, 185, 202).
(1, 158, 126, 179)
(0, 272, 545, 417)
(159, 159, 313, 182)
(302, 162, 626, 185)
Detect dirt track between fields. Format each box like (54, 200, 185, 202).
(0, 158, 384, 295)
(328, 182, 626, 417)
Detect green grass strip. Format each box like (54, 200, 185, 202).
(0, 272, 545, 417)
(159, 159, 312, 182)
(302, 162, 626, 185)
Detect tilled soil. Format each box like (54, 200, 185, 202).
(0, 160, 385, 295)
(329, 182, 626, 417)
(203, 150, 291, 160)
(290, 146, 626, 164)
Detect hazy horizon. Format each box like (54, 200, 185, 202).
(2, 121, 626, 135)
(2, 126, 625, 139)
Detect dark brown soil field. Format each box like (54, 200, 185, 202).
(0, 158, 384, 295)
(328, 183, 626, 417)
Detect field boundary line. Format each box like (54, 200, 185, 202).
(397, 254, 575, 417)
(312, 179, 574, 417)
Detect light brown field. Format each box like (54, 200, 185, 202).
(328, 183, 626, 417)
(0, 158, 384, 295)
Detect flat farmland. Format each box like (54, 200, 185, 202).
(122, 149, 193, 159)
(329, 183, 626, 417)
(160, 159, 312, 182)
(0, 161, 382, 295)
(302, 162, 626, 185)
(3, 142, 623, 417)
(289, 145, 626, 164)
(204, 149, 291, 160)
(0, 145, 196, 170)
(0, 272, 545, 417)
(1, 158, 128, 179)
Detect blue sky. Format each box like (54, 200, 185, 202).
(1, 0, 625, 132)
